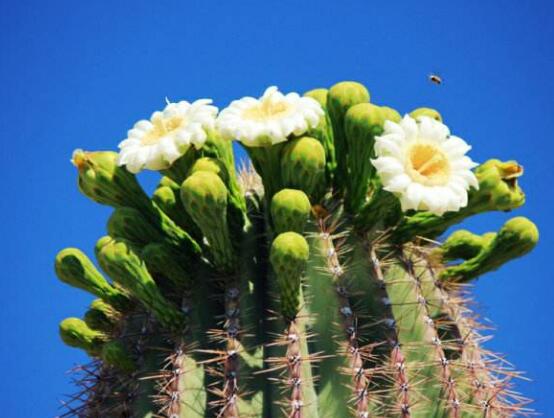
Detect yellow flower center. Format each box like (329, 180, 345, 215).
(243, 100, 292, 121)
(407, 141, 451, 186)
(141, 115, 185, 145)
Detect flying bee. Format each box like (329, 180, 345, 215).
(428, 73, 443, 85)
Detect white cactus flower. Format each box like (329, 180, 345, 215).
(117, 99, 217, 173)
(216, 86, 324, 147)
(371, 115, 478, 216)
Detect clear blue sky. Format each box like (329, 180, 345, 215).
(1, 1, 553, 416)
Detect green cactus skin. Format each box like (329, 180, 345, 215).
(101, 340, 136, 372)
(58, 81, 538, 418)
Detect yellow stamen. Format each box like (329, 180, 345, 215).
(141, 115, 186, 145)
(407, 142, 451, 186)
(243, 100, 291, 121)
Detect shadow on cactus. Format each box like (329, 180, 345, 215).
(56, 83, 538, 417)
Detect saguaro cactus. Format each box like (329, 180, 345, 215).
(57, 83, 538, 418)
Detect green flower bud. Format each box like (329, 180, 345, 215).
(344, 103, 386, 211)
(181, 171, 235, 271)
(71, 150, 149, 210)
(107, 207, 164, 248)
(440, 217, 538, 282)
(188, 157, 229, 185)
(59, 317, 106, 356)
(271, 189, 311, 234)
(270, 232, 309, 320)
(158, 175, 180, 190)
(152, 185, 202, 239)
(84, 299, 119, 333)
(281, 136, 326, 199)
(142, 242, 190, 288)
(304, 88, 328, 108)
(494, 216, 539, 257)
(410, 107, 442, 122)
(181, 171, 228, 229)
(472, 159, 525, 212)
(327, 81, 370, 191)
(379, 106, 402, 123)
(328, 82, 370, 116)
(101, 340, 136, 372)
(188, 157, 247, 237)
(96, 236, 185, 330)
(55, 248, 129, 310)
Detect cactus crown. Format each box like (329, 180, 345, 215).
(57, 81, 538, 418)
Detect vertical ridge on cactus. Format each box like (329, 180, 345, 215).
(56, 81, 538, 418)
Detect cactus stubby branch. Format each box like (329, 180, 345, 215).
(57, 81, 538, 418)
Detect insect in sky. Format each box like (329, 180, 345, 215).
(428, 73, 443, 85)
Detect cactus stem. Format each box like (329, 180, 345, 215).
(200, 281, 243, 418)
(60, 361, 132, 417)
(264, 317, 318, 418)
(316, 215, 378, 417)
(368, 248, 414, 418)
(422, 254, 533, 417)
(221, 283, 242, 418)
(400, 252, 462, 418)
